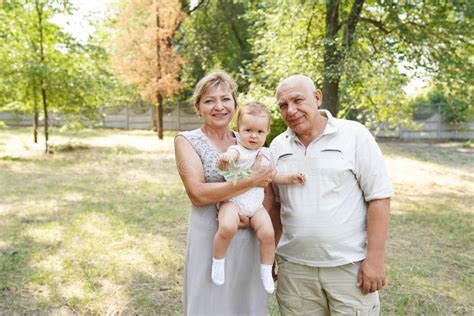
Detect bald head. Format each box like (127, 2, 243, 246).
(276, 75, 316, 96)
(274, 74, 325, 139)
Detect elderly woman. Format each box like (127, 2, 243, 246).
(174, 70, 273, 315)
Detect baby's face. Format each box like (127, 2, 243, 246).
(238, 114, 270, 150)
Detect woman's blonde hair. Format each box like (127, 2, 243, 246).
(191, 70, 238, 112)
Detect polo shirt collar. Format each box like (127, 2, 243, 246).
(284, 109, 338, 143)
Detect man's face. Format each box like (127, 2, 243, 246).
(276, 80, 322, 135)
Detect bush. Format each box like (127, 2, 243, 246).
(410, 89, 471, 125)
(267, 104, 287, 145)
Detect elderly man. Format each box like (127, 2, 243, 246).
(268, 75, 393, 315)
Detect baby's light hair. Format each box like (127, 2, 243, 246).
(237, 101, 271, 130)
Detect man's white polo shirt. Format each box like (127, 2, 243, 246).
(269, 110, 393, 267)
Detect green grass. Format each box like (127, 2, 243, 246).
(0, 127, 473, 314)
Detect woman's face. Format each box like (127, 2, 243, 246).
(197, 83, 236, 128)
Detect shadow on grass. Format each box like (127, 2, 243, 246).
(0, 130, 190, 313)
(380, 141, 474, 170)
(0, 183, 188, 315)
(384, 190, 473, 315)
(0, 155, 30, 162)
(0, 236, 63, 313)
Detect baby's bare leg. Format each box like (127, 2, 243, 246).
(250, 208, 275, 265)
(213, 202, 240, 259)
(250, 207, 276, 293)
(212, 202, 240, 285)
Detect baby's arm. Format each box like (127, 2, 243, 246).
(218, 147, 240, 170)
(265, 148, 304, 185)
(273, 172, 305, 185)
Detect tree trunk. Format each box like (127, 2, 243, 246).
(322, 0, 365, 116)
(157, 93, 164, 140)
(33, 109, 39, 144)
(322, 78, 340, 116)
(33, 84, 39, 144)
(155, 0, 164, 140)
(322, 0, 341, 116)
(41, 86, 49, 153)
(35, 0, 49, 153)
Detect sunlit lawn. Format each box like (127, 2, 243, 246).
(0, 127, 473, 315)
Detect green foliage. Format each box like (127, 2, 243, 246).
(0, 0, 122, 126)
(177, 0, 255, 97)
(240, 0, 417, 134)
(410, 89, 472, 124)
(245, 0, 324, 92)
(461, 139, 472, 148)
(218, 162, 252, 185)
(178, 0, 472, 135)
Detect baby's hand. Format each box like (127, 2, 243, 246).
(218, 152, 236, 170)
(292, 173, 306, 184)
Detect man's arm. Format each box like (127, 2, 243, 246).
(357, 198, 390, 294)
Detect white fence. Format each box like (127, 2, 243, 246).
(373, 104, 474, 140)
(1, 103, 472, 140)
(0, 102, 202, 131)
(99, 103, 202, 131)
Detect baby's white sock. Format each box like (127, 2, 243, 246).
(212, 257, 225, 286)
(261, 264, 274, 294)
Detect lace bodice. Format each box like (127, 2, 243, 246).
(179, 128, 238, 183)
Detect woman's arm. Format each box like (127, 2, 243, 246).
(174, 136, 273, 206)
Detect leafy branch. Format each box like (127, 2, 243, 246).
(218, 162, 252, 185)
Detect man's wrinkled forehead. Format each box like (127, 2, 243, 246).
(277, 75, 313, 95)
(276, 81, 305, 101)
(277, 92, 304, 106)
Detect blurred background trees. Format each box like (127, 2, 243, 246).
(108, 0, 184, 139)
(0, 0, 118, 152)
(1, 0, 472, 147)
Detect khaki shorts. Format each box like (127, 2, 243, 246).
(276, 256, 380, 315)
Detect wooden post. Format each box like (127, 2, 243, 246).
(126, 105, 130, 130)
(177, 101, 181, 131)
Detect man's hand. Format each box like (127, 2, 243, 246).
(272, 261, 278, 281)
(357, 256, 387, 295)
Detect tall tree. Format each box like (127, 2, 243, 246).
(244, 0, 472, 130)
(110, 0, 184, 139)
(321, 0, 472, 116)
(323, 0, 364, 115)
(1, 0, 115, 152)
